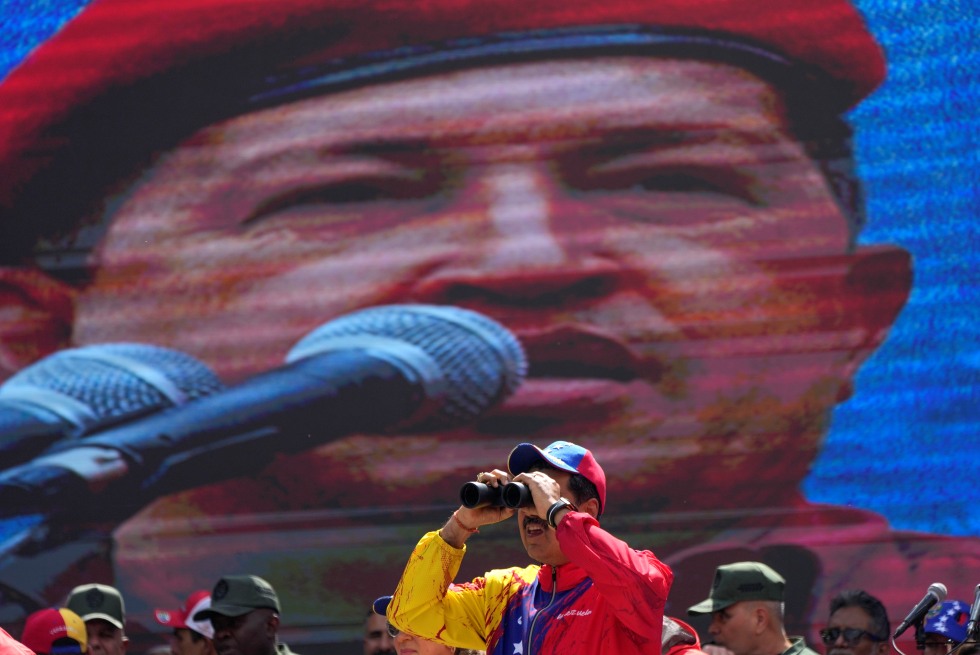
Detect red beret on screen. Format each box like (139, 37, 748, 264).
(0, 0, 885, 215)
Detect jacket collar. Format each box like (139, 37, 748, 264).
(537, 560, 589, 593)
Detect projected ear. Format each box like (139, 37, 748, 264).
(835, 245, 912, 400)
(0, 267, 76, 381)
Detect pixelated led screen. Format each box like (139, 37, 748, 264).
(0, 1, 977, 651)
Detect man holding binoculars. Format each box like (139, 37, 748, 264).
(386, 441, 680, 655)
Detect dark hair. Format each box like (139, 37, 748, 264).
(830, 589, 891, 640)
(568, 472, 601, 516)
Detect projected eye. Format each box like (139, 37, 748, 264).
(629, 172, 731, 195)
(242, 173, 446, 226)
(573, 166, 756, 205)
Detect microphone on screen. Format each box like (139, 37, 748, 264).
(0, 304, 526, 519)
(0, 343, 223, 466)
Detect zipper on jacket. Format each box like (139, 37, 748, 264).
(524, 566, 558, 655)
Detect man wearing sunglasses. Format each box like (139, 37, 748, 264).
(917, 600, 971, 655)
(820, 590, 890, 655)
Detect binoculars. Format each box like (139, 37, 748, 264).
(459, 481, 532, 509)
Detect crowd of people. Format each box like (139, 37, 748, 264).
(1, 443, 978, 655)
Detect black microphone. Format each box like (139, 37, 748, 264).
(0, 343, 224, 465)
(966, 583, 980, 640)
(893, 582, 947, 639)
(0, 304, 526, 519)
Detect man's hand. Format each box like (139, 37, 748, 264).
(511, 470, 564, 520)
(440, 469, 516, 547)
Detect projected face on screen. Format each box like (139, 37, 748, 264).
(11, 2, 980, 649)
(71, 57, 908, 512)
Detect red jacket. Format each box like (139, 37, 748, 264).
(0, 629, 34, 655)
(390, 511, 675, 654)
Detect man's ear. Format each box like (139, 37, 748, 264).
(0, 267, 76, 381)
(266, 612, 281, 637)
(580, 497, 601, 519)
(752, 604, 770, 633)
(836, 244, 912, 401)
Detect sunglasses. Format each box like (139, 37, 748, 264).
(919, 639, 956, 651)
(386, 621, 400, 639)
(820, 628, 884, 645)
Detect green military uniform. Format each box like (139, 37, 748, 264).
(783, 636, 821, 655)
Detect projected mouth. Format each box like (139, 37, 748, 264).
(518, 326, 660, 382)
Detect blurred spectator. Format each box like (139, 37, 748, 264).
(21, 608, 87, 655)
(688, 562, 819, 655)
(820, 590, 889, 655)
(363, 604, 395, 655)
(918, 600, 970, 655)
(154, 590, 215, 655)
(374, 596, 483, 655)
(192, 575, 298, 655)
(65, 584, 128, 655)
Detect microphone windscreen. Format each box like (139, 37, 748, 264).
(0, 343, 224, 432)
(286, 304, 527, 427)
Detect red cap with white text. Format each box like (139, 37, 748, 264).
(154, 590, 214, 639)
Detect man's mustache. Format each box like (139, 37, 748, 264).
(524, 516, 549, 529)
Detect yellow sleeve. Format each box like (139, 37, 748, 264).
(388, 530, 488, 650)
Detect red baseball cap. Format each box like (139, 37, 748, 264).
(509, 440, 607, 514)
(21, 608, 87, 655)
(153, 590, 214, 639)
(0, 0, 884, 226)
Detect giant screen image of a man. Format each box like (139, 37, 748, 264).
(0, 0, 977, 652)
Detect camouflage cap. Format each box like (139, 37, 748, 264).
(687, 561, 785, 615)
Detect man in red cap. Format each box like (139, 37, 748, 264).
(388, 440, 690, 654)
(0, 0, 977, 648)
(20, 608, 88, 655)
(153, 591, 216, 655)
